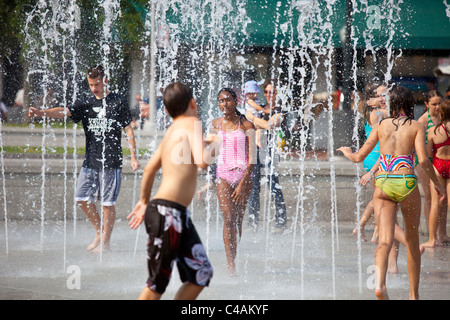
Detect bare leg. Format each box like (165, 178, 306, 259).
(78, 201, 101, 251)
(437, 206, 450, 244)
(388, 240, 399, 274)
(138, 286, 162, 300)
(389, 215, 424, 274)
(354, 200, 374, 242)
(217, 180, 238, 275)
(415, 164, 431, 228)
(371, 225, 379, 244)
(438, 180, 450, 244)
(399, 187, 422, 300)
(174, 282, 204, 300)
(373, 187, 398, 300)
(99, 205, 116, 251)
(423, 175, 445, 248)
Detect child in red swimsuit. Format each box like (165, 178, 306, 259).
(424, 99, 450, 248)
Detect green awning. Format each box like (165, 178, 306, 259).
(163, 0, 450, 50)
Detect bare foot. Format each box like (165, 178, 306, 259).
(90, 243, 110, 254)
(226, 263, 237, 277)
(419, 244, 425, 254)
(388, 243, 399, 274)
(371, 227, 379, 244)
(421, 240, 443, 248)
(86, 235, 101, 252)
(388, 262, 398, 274)
(438, 235, 450, 244)
(375, 288, 389, 300)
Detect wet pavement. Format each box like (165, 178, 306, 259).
(0, 218, 449, 300)
(1, 126, 449, 300)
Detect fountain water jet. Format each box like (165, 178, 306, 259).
(2, 0, 444, 300)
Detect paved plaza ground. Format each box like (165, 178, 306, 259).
(0, 218, 449, 300)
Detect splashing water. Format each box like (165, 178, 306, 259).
(1, 0, 420, 299)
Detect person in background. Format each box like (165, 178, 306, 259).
(415, 90, 443, 233)
(246, 78, 288, 230)
(243, 80, 268, 119)
(29, 65, 140, 253)
(422, 99, 450, 248)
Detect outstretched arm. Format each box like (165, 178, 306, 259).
(247, 99, 267, 113)
(246, 111, 283, 130)
(29, 107, 71, 119)
(337, 123, 379, 163)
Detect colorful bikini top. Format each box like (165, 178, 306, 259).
(217, 116, 249, 171)
(378, 153, 414, 172)
(434, 125, 450, 150)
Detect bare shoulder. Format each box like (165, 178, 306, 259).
(410, 119, 423, 130)
(427, 125, 437, 138)
(174, 116, 198, 129)
(211, 117, 222, 129)
(241, 118, 255, 131)
(417, 112, 427, 126)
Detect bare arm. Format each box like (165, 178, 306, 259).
(29, 107, 71, 119)
(246, 111, 283, 130)
(127, 144, 162, 229)
(360, 158, 381, 187)
(190, 117, 215, 170)
(415, 125, 445, 200)
(123, 124, 141, 172)
(337, 123, 379, 163)
(247, 99, 265, 112)
(426, 126, 435, 161)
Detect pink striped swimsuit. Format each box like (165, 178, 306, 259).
(216, 117, 249, 187)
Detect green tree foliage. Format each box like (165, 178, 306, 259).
(1, 0, 151, 63)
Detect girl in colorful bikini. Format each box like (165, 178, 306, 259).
(415, 90, 443, 234)
(360, 84, 420, 274)
(423, 98, 450, 248)
(210, 88, 255, 275)
(338, 86, 445, 300)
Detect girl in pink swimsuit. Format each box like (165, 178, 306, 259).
(211, 88, 255, 275)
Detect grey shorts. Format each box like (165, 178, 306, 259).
(75, 167, 122, 206)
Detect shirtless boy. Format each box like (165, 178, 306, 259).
(127, 82, 214, 300)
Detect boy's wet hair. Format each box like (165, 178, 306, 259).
(163, 82, 193, 118)
(87, 65, 105, 79)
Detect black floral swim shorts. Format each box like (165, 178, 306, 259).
(144, 199, 213, 294)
